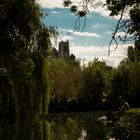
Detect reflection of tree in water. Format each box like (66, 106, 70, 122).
(0, 120, 43, 140)
(106, 123, 140, 140)
(0, 112, 107, 140)
(1, 112, 140, 140)
(49, 117, 81, 140)
(78, 128, 87, 140)
(47, 115, 107, 140)
(85, 121, 107, 140)
(0, 118, 86, 140)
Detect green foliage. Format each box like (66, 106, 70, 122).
(83, 59, 112, 108)
(42, 58, 50, 114)
(106, 0, 140, 41)
(128, 7, 140, 37)
(48, 57, 83, 103)
(0, 0, 42, 57)
(127, 46, 135, 62)
(125, 41, 140, 63)
(107, 66, 130, 107)
(128, 62, 140, 106)
(70, 5, 77, 13)
(118, 42, 140, 107)
(63, 0, 72, 7)
(63, 0, 87, 18)
(1, 0, 140, 120)
(77, 11, 87, 17)
(106, 0, 124, 16)
(134, 40, 140, 61)
(0, 0, 57, 122)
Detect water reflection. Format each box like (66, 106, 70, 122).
(0, 112, 140, 140)
(106, 122, 140, 140)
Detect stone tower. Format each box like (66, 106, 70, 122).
(58, 40, 70, 58)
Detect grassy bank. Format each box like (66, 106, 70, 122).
(117, 108, 140, 131)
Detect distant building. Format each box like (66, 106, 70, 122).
(58, 40, 70, 58)
(50, 40, 70, 58)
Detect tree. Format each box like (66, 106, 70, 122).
(107, 66, 130, 108)
(124, 40, 140, 63)
(0, 0, 57, 122)
(83, 59, 112, 108)
(128, 62, 140, 106)
(0, 0, 42, 57)
(106, 0, 140, 51)
(115, 40, 140, 107)
(127, 46, 135, 62)
(48, 58, 83, 104)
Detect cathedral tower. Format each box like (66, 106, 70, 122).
(58, 40, 70, 58)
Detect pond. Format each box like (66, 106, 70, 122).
(0, 111, 140, 140)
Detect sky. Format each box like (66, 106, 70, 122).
(36, 0, 133, 67)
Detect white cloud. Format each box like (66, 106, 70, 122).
(116, 32, 132, 38)
(72, 31, 101, 38)
(70, 44, 132, 67)
(90, 0, 130, 20)
(92, 23, 105, 29)
(116, 32, 127, 38)
(36, 0, 109, 16)
(88, 0, 110, 17)
(36, 0, 105, 8)
(105, 31, 112, 35)
(35, 0, 47, 7)
(92, 6, 110, 17)
(61, 35, 74, 41)
(93, 0, 105, 7)
(36, 0, 63, 8)
(36, 0, 130, 20)
(58, 28, 100, 38)
(51, 10, 62, 14)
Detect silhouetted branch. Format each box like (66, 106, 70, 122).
(64, 0, 138, 56)
(81, 14, 87, 31)
(108, 0, 126, 56)
(73, 0, 92, 31)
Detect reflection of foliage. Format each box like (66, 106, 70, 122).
(49, 117, 81, 140)
(0, 120, 44, 140)
(106, 109, 140, 139)
(3, 112, 139, 140)
(44, 112, 108, 140)
(118, 109, 140, 130)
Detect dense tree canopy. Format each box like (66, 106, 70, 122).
(0, 0, 57, 123)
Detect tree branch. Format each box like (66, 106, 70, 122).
(108, 0, 126, 56)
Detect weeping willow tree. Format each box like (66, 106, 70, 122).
(0, 0, 58, 123)
(41, 57, 51, 115)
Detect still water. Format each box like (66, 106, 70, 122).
(0, 111, 140, 140)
